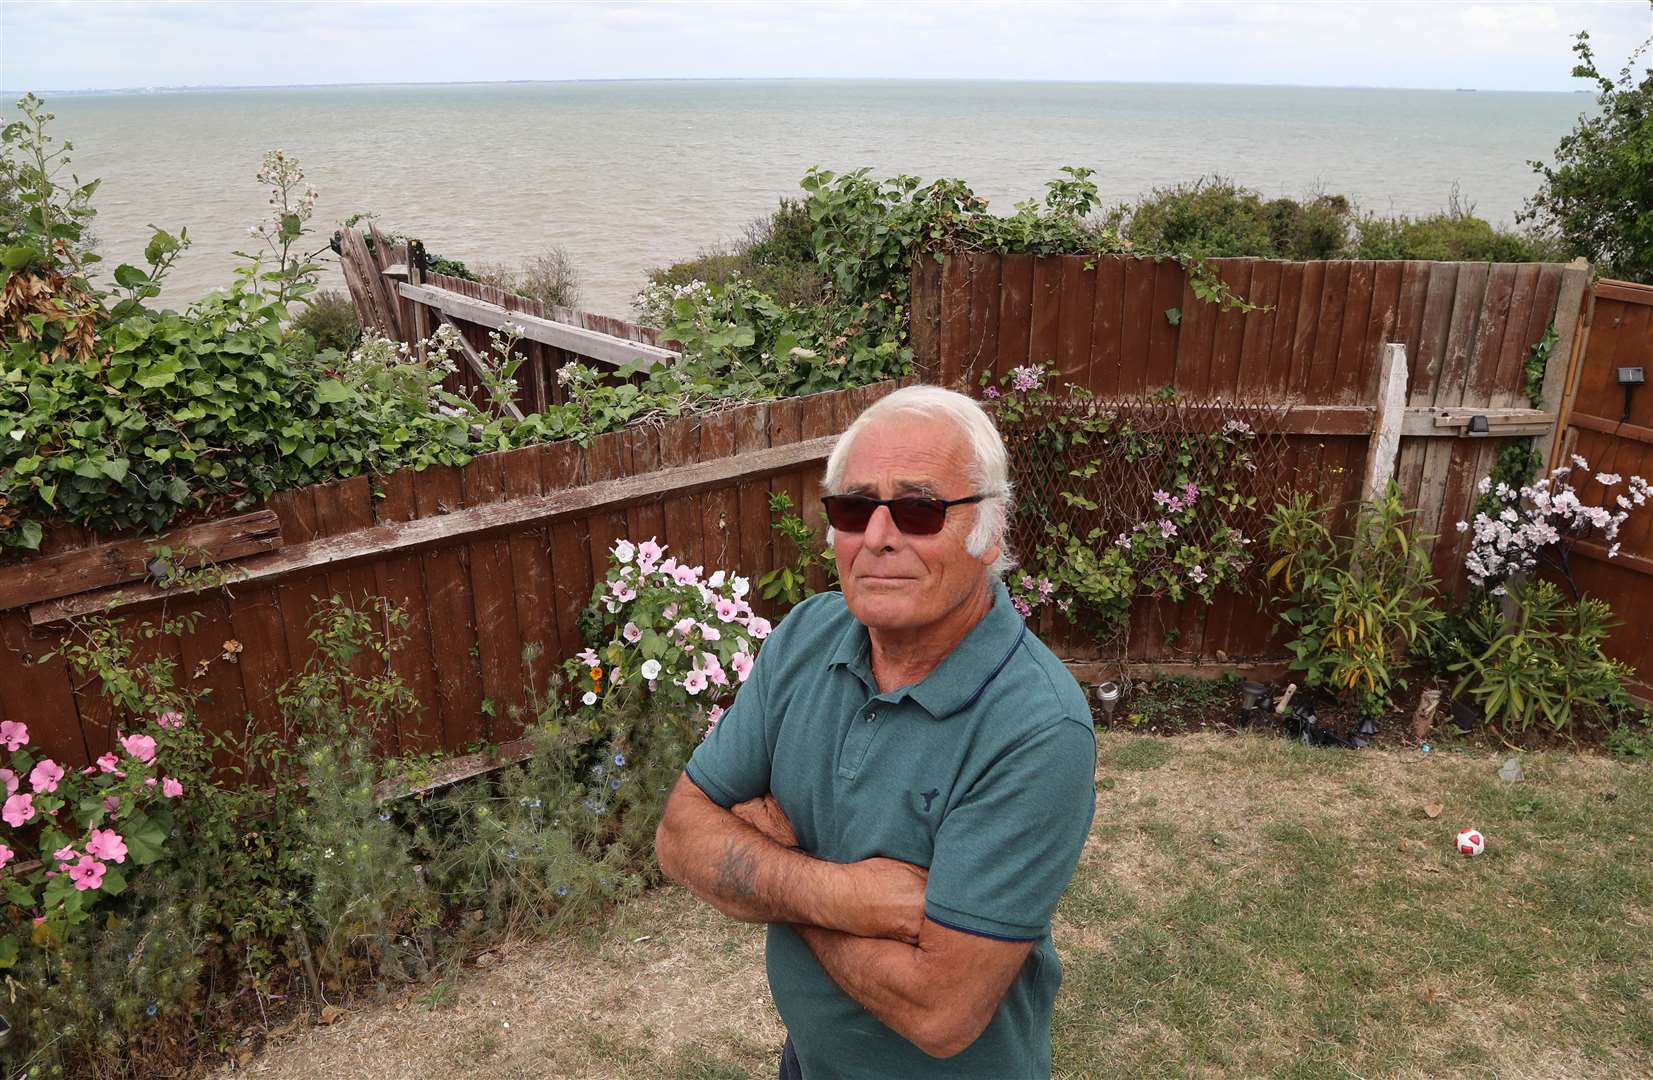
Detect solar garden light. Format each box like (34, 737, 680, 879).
(1467, 414, 1490, 435)
(1094, 681, 1121, 722)
(1238, 680, 1269, 726)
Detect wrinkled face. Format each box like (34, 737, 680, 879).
(832, 414, 999, 634)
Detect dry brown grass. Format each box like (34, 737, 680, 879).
(240, 734, 1653, 1079)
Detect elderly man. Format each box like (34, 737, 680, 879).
(655, 385, 1095, 1079)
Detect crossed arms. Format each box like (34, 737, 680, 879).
(654, 773, 1032, 1059)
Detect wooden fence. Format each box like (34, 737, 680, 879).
(0, 383, 898, 772)
(910, 252, 1591, 661)
(1552, 278, 1653, 695)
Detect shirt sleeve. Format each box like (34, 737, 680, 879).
(681, 605, 787, 809)
(922, 718, 1096, 940)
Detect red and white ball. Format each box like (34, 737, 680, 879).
(1456, 828, 1486, 856)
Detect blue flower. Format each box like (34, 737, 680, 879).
(610, 779, 622, 791)
(554, 884, 569, 897)
(378, 811, 391, 822)
(146, 1003, 158, 1017)
(592, 764, 606, 780)
(613, 753, 626, 768)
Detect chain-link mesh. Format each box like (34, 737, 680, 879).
(997, 396, 1294, 596)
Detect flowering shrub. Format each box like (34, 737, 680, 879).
(985, 365, 1261, 638)
(1457, 453, 1649, 594)
(567, 537, 769, 740)
(0, 716, 184, 962)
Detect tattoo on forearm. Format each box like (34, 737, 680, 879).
(716, 839, 759, 900)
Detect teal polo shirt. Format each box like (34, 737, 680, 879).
(684, 581, 1096, 1080)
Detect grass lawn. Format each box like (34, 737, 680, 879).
(245, 733, 1651, 1079)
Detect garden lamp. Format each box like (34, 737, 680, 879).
(1095, 681, 1120, 722)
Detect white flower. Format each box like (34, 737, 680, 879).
(1609, 543, 1622, 558)
(582, 691, 598, 706)
(613, 539, 636, 564)
(640, 659, 662, 680)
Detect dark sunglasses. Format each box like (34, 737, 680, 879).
(820, 494, 987, 536)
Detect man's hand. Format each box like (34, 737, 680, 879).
(839, 857, 928, 945)
(731, 794, 798, 848)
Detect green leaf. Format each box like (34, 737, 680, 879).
(1165, 307, 1183, 326)
(314, 379, 353, 405)
(98, 867, 127, 896)
(98, 458, 130, 482)
(0, 934, 16, 969)
(3, 244, 36, 270)
(113, 263, 150, 289)
(124, 818, 168, 866)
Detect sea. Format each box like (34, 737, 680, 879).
(42, 79, 1595, 318)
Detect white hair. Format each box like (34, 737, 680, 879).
(823, 385, 1017, 579)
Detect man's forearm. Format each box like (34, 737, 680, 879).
(655, 777, 840, 927)
(794, 926, 956, 1057)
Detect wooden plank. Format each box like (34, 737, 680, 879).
(996, 254, 1036, 385)
(1207, 259, 1254, 398)
(265, 486, 328, 684)
(1593, 279, 1653, 306)
(657, 419, 706, 572)
(224, 584, 294, 779)
(1362, 345, 1410, 501)
(398, 281, 680, 367)
(459, 449, 522, 737)
(34, 435, 851, 625)
(1054, 256, 1096, 391)
(498, 447, 554, 739)
(1028, 257, 1065, 373)
(542, 439, 595, 660)
(1333, 261, 1375, 403)
(1234, 259, 1280, 399)
(624, 425, 668, 549)
(1490, 263, 1544, 408)
(1288, 261, 1326, 399)
(699, 409, 742, 572)
(938, 254, 973, 388)
(413, 467, 484, 752)
(0, 511, 282, 611)
(964, 252, 1004, 390)
(1263, 261, 1304, 402)
(369, 468, 443, 754)
(768, 398, 808, 586)
(1, 612, 86, 767)
(1172, 261, 1221, 398)
(730, 403, 778, 619)
(1118, 256, 1158, 396)
(1145, 259, 1184, 392)
(1088, 255, 1127, 398)
(798, 394, 839, 594)
(908, 253, 943, 382)
(1424, 262, 1493, 581)
(1356, 260, 1404, 401)
(1307, 261, 1352, 402)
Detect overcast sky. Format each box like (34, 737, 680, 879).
(2, 1, 1649, 93)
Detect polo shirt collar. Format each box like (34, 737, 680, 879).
(826, 579, 1027, 721)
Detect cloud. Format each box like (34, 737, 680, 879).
(1, 0, 1648, 91)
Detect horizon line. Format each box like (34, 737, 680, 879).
(2, 74, 1593, 97)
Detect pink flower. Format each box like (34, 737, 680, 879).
(68, 856, 106, 892)
(1153, 489, 1172, 507)
(715, 599, 740, 623)
(154, 710, 184, 730)
(637, 539, 663, 567)
(29, 759, 64, 794)
(622, 621, 643, 643)
(145, 777, 158, 786)
(1012, 596, 1033, 618)
(2, 793, 35, 828)
(53, 845, 77, 862)
(672, 617, 696, 639)
(85, 828, 128, 864)
(672, 564, 700, 586)
(575, 648, 599, 667)
(682, 670, 708, 696)
(0, 768, 16, 796)
(704, 704, 725, 735)
(0, 845, 12, 870)
(658, 557, 679, 579)
(702, 654, 728, 687)
(730, 652, 754, 683)
(698, 623, 721, 641)
(610, 582, 636, 603)
(1158, 519, 1178, 538)
(0, 721, 28, 752)
(747, 617, 772, 640)
(120, 733, 157, 764)
(983, 385, 1001, 399)
(96, 753, 119, 774)
(161, 777, 183, 799)
(1183, 481, 1200, 501)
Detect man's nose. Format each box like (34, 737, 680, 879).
(863, 503, 902, 549)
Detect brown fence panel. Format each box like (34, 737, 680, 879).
(919, 252, 1585, 663)
(1554, 279, 1653, 695)
(0, 383, 904, 769)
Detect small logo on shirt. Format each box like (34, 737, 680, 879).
(920, 788, 940, 812)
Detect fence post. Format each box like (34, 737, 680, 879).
(1361, 343, 1409, 503)
(1535, 259, 1594, 472)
